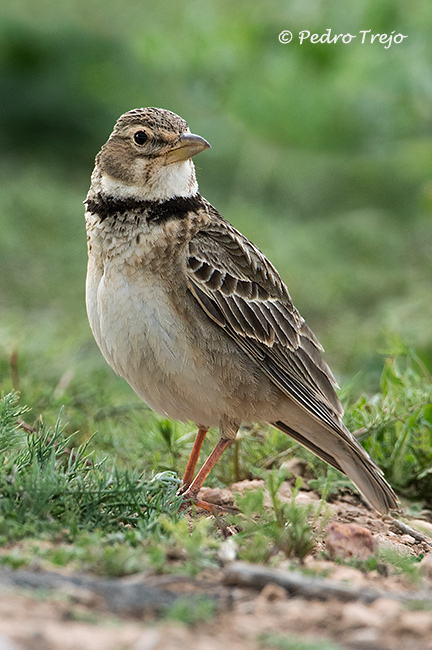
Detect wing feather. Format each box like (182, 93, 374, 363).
(186, 218, 343, 425)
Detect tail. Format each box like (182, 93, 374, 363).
(272, 419, 398, 514)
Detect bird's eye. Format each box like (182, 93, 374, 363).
(133, 131, 148, 145)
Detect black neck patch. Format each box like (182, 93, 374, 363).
(85, 193, 204, 224)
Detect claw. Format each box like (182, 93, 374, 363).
(179, 490, 239, 514)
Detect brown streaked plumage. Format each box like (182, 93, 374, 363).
(85, 107, 398, 515)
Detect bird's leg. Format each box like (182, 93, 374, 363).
(180, 437, 234, 512)
(179, 426, 208, 493)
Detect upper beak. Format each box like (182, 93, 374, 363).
(166, 133, 211, 163)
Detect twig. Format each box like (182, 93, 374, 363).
(391, 518, 432, 546)
(223, 561, 432, 605)
(17, 418, 36, 433)
(10, 347, 19, 391)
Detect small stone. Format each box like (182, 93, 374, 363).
(343, 627, 380, 646)
(395, 610, 432, 636)
(326, 522, 376, 560)
(330, 565, 366, 586)
(387, 531, 399, 539)
(340, 602, 383, 629)
(295, 491, 319, 505)
(198, 487, 235, 507)
(370, 597, 402, 621)
(230, 479, 265, 494)
(132, 628, 161, 650)
(280, 458, 308, 478)
(400, 534, 416, 545)
(218, 538, 237, 564)
(258, 582, 287, 602)
(281, 598, 340, 628)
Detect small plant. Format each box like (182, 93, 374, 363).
(230, 469, 328, 563)
(164, 597, 216, 626)
(0, 392, 182, 544)
(266, 472, 316, 560)
(378, 546, 423, 584)
(345, 345, 432, 501)
(0, 391, 30, 455)
(158, 515, 219, 576)
(308, 467, 354, 501)
(326, 544, 423, 585)
(0, 393, 226, 576)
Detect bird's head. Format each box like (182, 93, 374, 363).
(93, 107, 210, 201)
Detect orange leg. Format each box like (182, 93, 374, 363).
(181, 437, 233, 505)
(180, 427, 208, 493)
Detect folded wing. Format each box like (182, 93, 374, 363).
(186, 212, 343, 430)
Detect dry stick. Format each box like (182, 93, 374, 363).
(10, 347, 19, 391)
(391, 518, 432, 546)
(223, 561, 432, 606)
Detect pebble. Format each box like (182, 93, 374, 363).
(132, 628, 161, 650)
(370, 597, 402, 621)
(280, 458, 308, 478)
(258, 582, 287, 602)
(294, 491, 319, 505)
(330, 565, 366, 586)
(326, 522, 376, 560)
(395, 610, 432, 636)
(277, 598, 339, 629)
(343, 627, 380, 647)
(218, 538, 237, 564)
(340, 602, 383, 629)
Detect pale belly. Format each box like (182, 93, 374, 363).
(86, 264, 223, 427)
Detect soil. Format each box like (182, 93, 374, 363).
(0, 477, 432, 650)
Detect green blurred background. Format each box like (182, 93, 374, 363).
(0, 0, 431, 420)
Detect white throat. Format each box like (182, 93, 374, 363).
(100, 159, 199, 202)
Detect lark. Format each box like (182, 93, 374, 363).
(85, 107, 398, 514)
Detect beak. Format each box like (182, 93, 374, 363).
(166, 133, 211, 163)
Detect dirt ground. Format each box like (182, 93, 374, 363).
(0, 478, 431, 650)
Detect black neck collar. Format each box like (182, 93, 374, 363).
(85, 193, 204, 224)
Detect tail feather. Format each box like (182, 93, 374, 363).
(272, 419, 398, 514)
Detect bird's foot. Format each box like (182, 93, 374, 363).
(178, 488, 239, 515)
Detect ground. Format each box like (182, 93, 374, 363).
(0, 478, 431, 650)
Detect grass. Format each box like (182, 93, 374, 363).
(163, 597, 216, 626)
(0, 392, 182, 543)
(325, 543, 424, 585)
(0, 344, 430, 583)
(227, 471, 329, 563)
(0, 346, 431, 574)
(345, 342, 432, 499)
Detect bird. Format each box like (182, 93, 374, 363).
(84, 107, 398, 515)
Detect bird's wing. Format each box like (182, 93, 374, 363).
(186, 212, 344, 432)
